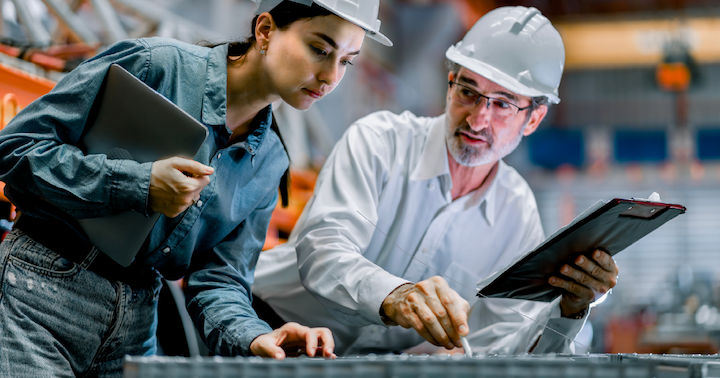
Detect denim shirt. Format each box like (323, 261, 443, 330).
(0, 37, 288, 356)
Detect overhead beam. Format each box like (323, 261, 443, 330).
(88, 0, 129, 43)
(110, 0, 224, 41)
(40, 0, 100, 45)
(557, 16, 720, 69)
(10, 0, 52, 46)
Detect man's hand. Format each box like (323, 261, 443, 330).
(381, 276, 470, 349)
(549, 249, 619, 318)
(249, 322, 336, 360)
(149, 157, 214, 218)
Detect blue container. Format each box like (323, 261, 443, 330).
(528, 128, 585, 169)
(696, 128, 720, 161)
(614, 130, 668, 163)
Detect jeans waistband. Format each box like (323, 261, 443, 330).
(13, 215, 153, 284)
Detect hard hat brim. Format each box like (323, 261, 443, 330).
(446, 45, 561, 104)
(255, 0, 392, 47)
(365, 30, 392, 47)
(311, 1, 393, 47)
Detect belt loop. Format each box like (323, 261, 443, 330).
(80, 247, 100, 270)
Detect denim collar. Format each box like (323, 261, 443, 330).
(237, 105, 273, 155)
(202, 43, 229, 127)
(203, 43, 273, 154)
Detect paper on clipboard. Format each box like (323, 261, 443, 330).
(475, 193, 686, 302)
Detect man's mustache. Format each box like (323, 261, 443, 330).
(454, 124, 493, 146)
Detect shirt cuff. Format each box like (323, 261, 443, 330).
(359, 269, 411, 325)
(109, 159, 152, 215)
(550, 299, 589, 321)
(532, 302, 589, 354)
(538, 316, 587, 350)
(235, 321, 274, 356)
(202, 315, 274, 356)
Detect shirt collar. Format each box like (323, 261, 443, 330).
(240, 105, 273, 155)
(474, 161, 500, 227)
(202, 43, 273, 153)
(441, 160, 500, 227)
(410, 114, 450, 182)
(201, 43, 229, 126)
(410, 114, 504, 226)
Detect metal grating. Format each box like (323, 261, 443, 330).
(123, 353, 720, 378)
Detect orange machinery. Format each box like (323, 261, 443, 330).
(262, 169, 318, 250)
(0, 61, 57, 238)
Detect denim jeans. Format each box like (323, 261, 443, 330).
(0, 229, 161, 378)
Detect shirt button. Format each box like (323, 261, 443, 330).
(217, 153, 222, 159)
(162, 247, 171, 254)
(428, 183, 435, 190)
(248, 147, 254, 153)
(195, 200, 203, 208)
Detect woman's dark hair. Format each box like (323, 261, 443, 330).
(201, 2, 334, 207)
(226, 2, 334, 58)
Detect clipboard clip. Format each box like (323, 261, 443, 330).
(621, 198, 686, 219)
(620, 202, 665, 219)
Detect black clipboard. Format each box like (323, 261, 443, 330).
(476, 198, 686, 302)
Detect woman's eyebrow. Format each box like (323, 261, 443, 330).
(312, 32, 361, 55)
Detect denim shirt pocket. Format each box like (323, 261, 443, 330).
(146, 175, 217, 265)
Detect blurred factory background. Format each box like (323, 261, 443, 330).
(2, 0, 720, 356)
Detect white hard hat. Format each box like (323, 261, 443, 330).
(253, 0, 392, 47)
(446, 6, 564, 104)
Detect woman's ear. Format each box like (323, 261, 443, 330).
(255, 12, 275, 47)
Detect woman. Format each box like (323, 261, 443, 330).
(0, 0, 391, 376)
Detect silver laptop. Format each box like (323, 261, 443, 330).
(77, 64, 209, 267)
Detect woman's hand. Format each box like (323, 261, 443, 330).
(149, 157, 214, 218)
(249, 322, 336, 360)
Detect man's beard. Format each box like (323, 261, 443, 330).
(445, 119, 525, 167)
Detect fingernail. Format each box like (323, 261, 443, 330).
(577, 256, 585, 264)
(595, 251, 602, 258)
(309, 347, 316, 356)
(459, 325, 468, 334)
(274, 352, 283, 359)
(561, 266, 570, 273)
(445, 343, 454, 349)
(550, 277, 557, 284)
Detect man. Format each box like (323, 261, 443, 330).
(252, 6, 618, 355)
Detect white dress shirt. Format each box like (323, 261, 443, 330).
(253, 110, 586, 355)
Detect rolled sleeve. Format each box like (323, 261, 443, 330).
(186, 190, 278, 356)
(0, 39, 153, 218)
(109, 160, 152, 215)
(357, 269, 410, 324)
(189, 287, 273, 356)
(531, 303, 588, 354)
(296, 124, 410, 326)
(465, 297, 586, 355)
